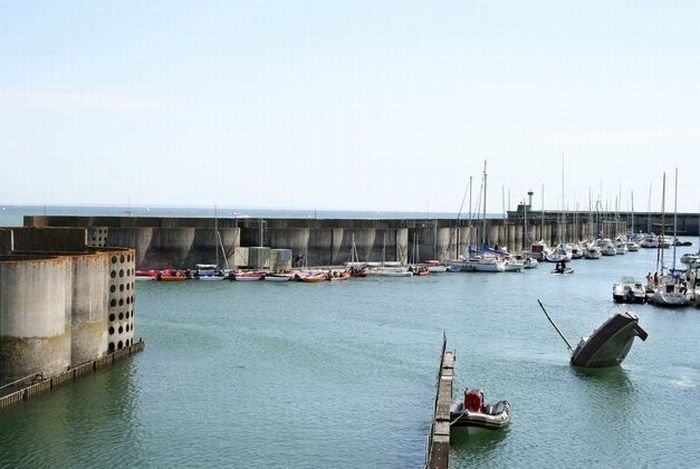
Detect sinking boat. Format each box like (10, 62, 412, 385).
(449, 388, 511, 430)
(570, 312, 648, 367)
(538, 300, 648, 368)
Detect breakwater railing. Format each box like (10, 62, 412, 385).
(425, 333, 453, 469)
(0, 340, 145, 412)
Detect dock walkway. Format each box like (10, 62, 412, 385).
(425, 336, 454, 469)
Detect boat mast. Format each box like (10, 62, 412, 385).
(541, 185, 545, 243)
(656, 173, 666, 274)
(647, 181, 653, 234)
(467, 175, 473, 254)
(561, 153, 565, 245)
(482, 160, 488, 248)
(214, 205, 219, 268)
(672, 168, 678, 273)
(630, 190, 635, 235)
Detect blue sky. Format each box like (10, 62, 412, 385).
(1, 1, 698, 213)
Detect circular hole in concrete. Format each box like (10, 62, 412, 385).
(118, 299, 124, 307)
(119, 269, 124, 277)
(109, 313, 115, 322)
(118, 312, 124, 321)
(117, 341, 123, 350)
(110, 285, 116, 293)
(108, 342, 115, 352)
(120, 255, 125, 263)
(111, 256, 117, 264)
(110, 299, 116, 307)
(118, 326, 124, 334)
(109, 327, 114, 335)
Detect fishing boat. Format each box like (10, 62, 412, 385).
(538, 300, 648, 368)
(612, 277, 647, 304)
(449, 388, 511, 430)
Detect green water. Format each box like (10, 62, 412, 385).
(1, 243, 699, 468)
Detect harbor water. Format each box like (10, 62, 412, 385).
(1, 240, 700, 467)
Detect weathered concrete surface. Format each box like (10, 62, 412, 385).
(11, 228, 88, 252)
(71, 253, 109, 363)
(0, 256, 72, 385)
(27, 212, 691, 268)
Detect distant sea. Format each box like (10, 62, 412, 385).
(0, 205, 502, 228)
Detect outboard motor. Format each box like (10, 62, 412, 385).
(464, 388, 484, 412)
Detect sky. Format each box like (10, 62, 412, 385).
(1, 1, 699, 214)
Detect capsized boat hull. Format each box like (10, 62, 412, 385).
(571, 312, 648, 367)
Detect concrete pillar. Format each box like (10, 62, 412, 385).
(0, 256, 72, 385)
(70, 253, 109, 364)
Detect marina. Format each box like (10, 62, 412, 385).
(1, 228, 699, 467)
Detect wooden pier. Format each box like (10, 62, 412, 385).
(0, 340, 145, 412)
(425, 336, 454, 469)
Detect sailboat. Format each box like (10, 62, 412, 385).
(371, 232, 413, 277)
(197, 206, 229, 280)
(461, 161, 505, 272)
(652, 169, 690, 307)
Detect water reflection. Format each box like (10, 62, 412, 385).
(0, 360, 142, 467)
(571, 365, 634, 394)
(450, 425, 509, 464)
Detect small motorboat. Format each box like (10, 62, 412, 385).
(348, 266, 369, 277)
(449, 388, 511, 430)
(612, 277, 647, 304)
(266, 273, 293, 282)
(551, 262, 574, 275)
(232, 271, 266, 281)
(294, 271, 327, 282)
(327, 270, 351, 281)
(157, 270, 188, 281)
(135, 269, 159, 281)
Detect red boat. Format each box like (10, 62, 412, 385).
(232, 271, 266, 281)
(157, 270, 187, 281)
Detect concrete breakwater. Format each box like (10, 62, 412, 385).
(1, 227, 136, 387)
(24, 209, 698, 269)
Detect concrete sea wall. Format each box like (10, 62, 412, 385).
(23, 210, 700, 269)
